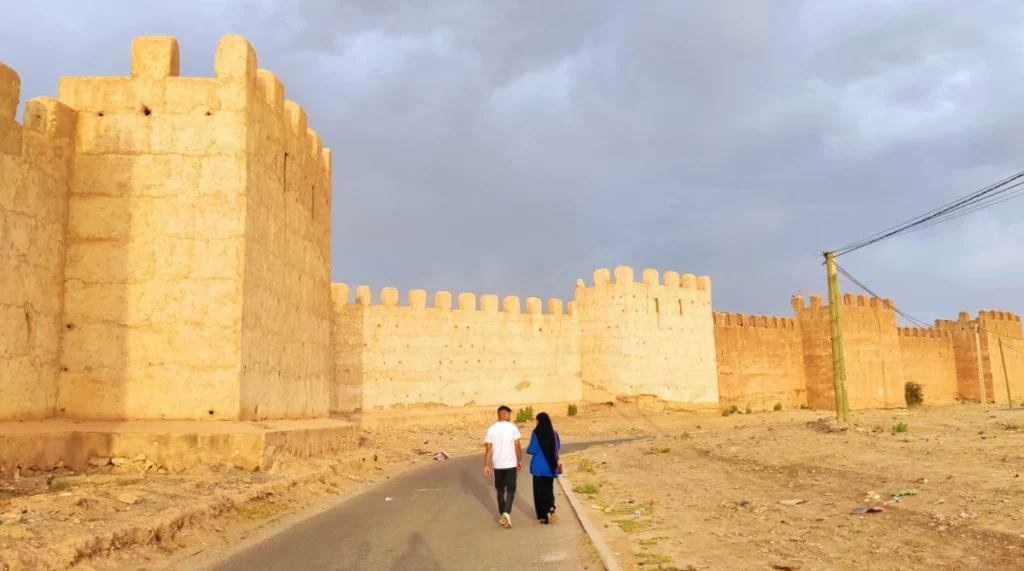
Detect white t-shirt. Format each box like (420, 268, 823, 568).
(485, 421, 522, 470)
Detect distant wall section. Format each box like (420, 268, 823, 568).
(713, 312, 806, 411)
(575, 267, 719, 408)
(332, 285, 581, 412)
(897, 327, 958, 405)
(0, 65, 77, 420)
(793, 294, 906, 410)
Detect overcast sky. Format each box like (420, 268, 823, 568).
(3, 0, 1023, 323)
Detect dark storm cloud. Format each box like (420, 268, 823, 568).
(2, 0, 1023, 321)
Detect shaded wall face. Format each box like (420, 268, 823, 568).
(897, 329, 959, 405)
(977, 312, 1024, 407)
(237, 63, 332, 421)
(713, 313, 806, 411)
(576, 268, 719, 408)
(794, 295, 906, 411)
(56, 39, 249, 420)
(331, 286, 580, 412)
(0, 66, 76, 420)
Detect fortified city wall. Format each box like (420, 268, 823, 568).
(2, 34, 1023, 438)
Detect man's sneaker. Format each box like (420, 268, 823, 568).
(500, 513, 511, 529)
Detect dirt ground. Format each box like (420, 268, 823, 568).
(561, 404, 1024, 571)
(4, 404, 1022, 571)
(0, 405, 655, 571)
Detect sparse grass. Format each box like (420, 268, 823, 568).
(116, 478, 142, 487)
(516, 406, 534, 423)
(576, 458, 597, 473)
(774, 402, 783, 411)
(722, 405, 739, 417)
(49, 478, 70, 492)
(236, 498, 283, 521)
(614, 518, 640, 533)
(573, 483, 599, 495)
(905, 382, 924, 407)
(800, 403, 810, 410)
(637, 552, 672, 565)
(893, 422, 909, 433)
(637, 536, 669, 547)
(745, 405, 753, 414)
(1003, 423, 1020, 431)
(568, 403, 578, 417)
(645, 445, 672, 455)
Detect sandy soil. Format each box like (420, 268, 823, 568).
(561, 405, 1024, 571)
(0, 405, 658, 571)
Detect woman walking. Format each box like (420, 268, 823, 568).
(526, 412, 561, 524)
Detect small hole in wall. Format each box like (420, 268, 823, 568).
(254, 405, 259, 417)
(205, 111, 212, 116)
(97, 111, 104, 117)
(208, 409, 215, 416)
(142, 105, 151, 116)
(65, 323, 75, 330)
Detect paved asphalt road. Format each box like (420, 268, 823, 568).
(208, 442, 611, 571)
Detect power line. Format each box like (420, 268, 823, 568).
(831, 169, 1024, 257)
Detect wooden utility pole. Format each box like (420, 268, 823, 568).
(998, 337, 1013, 410)
(974, 325, 988, 410)
(825, 252, 850, 423)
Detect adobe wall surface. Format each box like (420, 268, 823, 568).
(331, 284, 580, 412)
(976, 311, 1024, 407)
(935, 313, 992, 403)
(55, 37, 251, 420)
(713, 312, 806, 411)
(897, 327, 959, 405)
(0, 65, 76, 420)
(575, 267, 719, 408)
(236, 39, 333, 420)
(793, 294, 906, 410)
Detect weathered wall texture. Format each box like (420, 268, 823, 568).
(41, 35, 333, 421)
(237, 42, 332, 421)
(897, 327, 959, 405)
(331, 284, 580, 412)
(713, 312, 806, 411)
(0, 65, 76, 420)
(935, 313, 992, 403)
(575, 267, 719, 408)
(793, 294, 906, 410)
(977, 311, 1024, 407)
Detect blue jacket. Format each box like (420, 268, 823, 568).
(527, 431, 561, 478)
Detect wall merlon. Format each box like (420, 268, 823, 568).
(409, 289, 427, 310)
(810, 295, 823, 309)
(503, 296, 521, 315)
(547, 298, 563, 315)
(526, 297, 543, 315)
(958, 311, 971, 323)
(594, 268, 611, 286)
(696, 276, 711, 292)
(23, 97, 78, 142)
(355, 286, 372, 307)
(321, 148, 332, 179)
(377, 287, 398, 307)
(681, 273, 696, 289)
(790, 296, 805, 310)
(284, 100, 307, 143)
(663, 271, 680, 287)
(481, 294, 499, 314)
(255, 69, 285, 114)
(642, 268, 658, 285)
(614, 266, 634, 284)
(435, 291, 453, 311)
(131, 37, 180, 79)
(330, 283, 349, 307)
(458, 293, 477, 311)
(214, 35, 257, 84)
(0, 62, 19, 121)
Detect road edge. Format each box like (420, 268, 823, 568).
(557, 475, 623, 571)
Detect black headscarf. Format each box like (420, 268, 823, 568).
(533, 412, 559, 474)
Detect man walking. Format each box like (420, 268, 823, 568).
(484, 405, 522, 528)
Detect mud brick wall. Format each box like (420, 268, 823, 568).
(897, 327, 959, 405)
(713, 312, 806, 411)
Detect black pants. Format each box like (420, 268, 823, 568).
(494, 468, 517, 515)
(533, 476, 555, 520)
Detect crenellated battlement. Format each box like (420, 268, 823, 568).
(0, 63, 78, 157)
(977, 310, 1021, 323)
(713, 312, 798, 330)
(579, 266, 711, 292)
(898, 327, 951, 340)
(331, 283, 575, 316)
(790, 294, 895, 312)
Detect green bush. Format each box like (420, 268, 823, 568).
(773, 402, 783, 411)
(568, 403, 578, 417)
(905, 382, 924, 407)
(516, 406, 534, 423)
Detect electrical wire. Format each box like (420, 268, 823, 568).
(831, 169, 1024, 257)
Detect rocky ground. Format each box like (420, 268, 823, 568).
(562, 404, 1024, 571)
